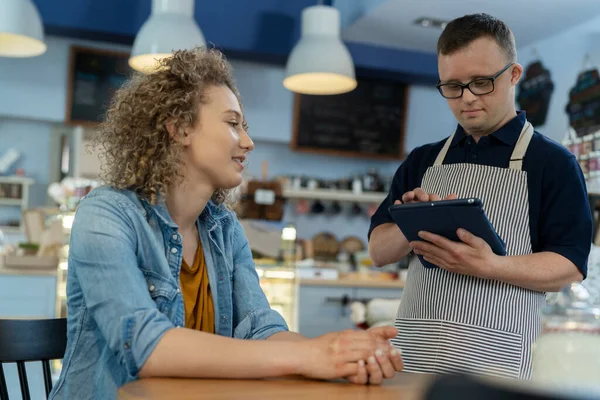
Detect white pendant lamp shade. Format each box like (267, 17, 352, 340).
(0, 0, 46, 57)
(129, 0, 206, 73)
(283, 5, 357, 95)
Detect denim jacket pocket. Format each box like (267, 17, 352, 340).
(140, 269, 178, 314)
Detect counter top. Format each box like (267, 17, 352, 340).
(0, 266, 58, 277)
(299, 278, 404, 289)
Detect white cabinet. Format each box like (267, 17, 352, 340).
(0, 176, 35, 233)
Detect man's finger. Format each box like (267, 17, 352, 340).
(457, 228, 487, 249)
(411, 239, 455, 264)
(401, 191, 415, 203)
(417, 231, 458, 251)
(429, 193, 441, 201)
(413, 188, 429, 202)
(423, 254, 449, 269)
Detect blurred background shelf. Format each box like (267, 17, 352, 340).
(283, 188, 386, 203)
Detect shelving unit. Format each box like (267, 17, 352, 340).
(0, 176, 35, 233)
(283, 188, 386, 203)
(0, 198, 23, 206)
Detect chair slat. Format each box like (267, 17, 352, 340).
(0, 363, 9, 400)
(0, 319, 67, 399)
(17, 361, 30, 400)
(42, 360, 53, 397)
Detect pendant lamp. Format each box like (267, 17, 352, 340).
(283, 4, 357, 95)
(0, 0, 46, 57)
(129, 0, 206, 73)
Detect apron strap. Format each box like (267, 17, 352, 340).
(508, 122, 534, 171)
(433, 121, 534, 170)
(433, 133, 454, 166)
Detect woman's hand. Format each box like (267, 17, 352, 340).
(293, 327, 403, 384)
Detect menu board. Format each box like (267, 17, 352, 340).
(516, 60, 554, 127)
(565, 68, 600, 137)
(65, 46, 133, 125)
(291, 77, 409, 160)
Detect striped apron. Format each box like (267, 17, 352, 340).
(392, 121, 545, 379)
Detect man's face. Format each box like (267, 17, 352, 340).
(438, 36, 522, 136)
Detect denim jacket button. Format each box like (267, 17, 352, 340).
(171, 247, 178, 254)
(124, 342, 131, 349)
(149, 284, 155, 292)
(172, 234, 179, 241)
(176, 288, 181, 293)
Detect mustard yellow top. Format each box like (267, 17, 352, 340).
(179, 242, 215, 333)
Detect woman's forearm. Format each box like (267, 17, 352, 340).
(139, 328, 301, 379)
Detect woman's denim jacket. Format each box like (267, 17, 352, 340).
(49, 186, 288, 399)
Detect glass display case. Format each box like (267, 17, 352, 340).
(48, 211, 73, 320)
(255, 262, 298, 331)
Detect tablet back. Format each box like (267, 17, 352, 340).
(388, 198, 506, 269)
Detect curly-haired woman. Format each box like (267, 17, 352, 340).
(49, 48, 403, 399)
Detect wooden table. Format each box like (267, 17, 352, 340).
(118, 373, 433, 400)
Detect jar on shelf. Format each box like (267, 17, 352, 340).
(594, 131, 600, 152)
(579, 154, 589, 178)
(583, 134, 594, 155)
(589, 152, 600, 177)
(573, 138, 583, 158)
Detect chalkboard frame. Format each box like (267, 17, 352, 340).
(290, 81, 410, 160)
(65, 46, 132, 126)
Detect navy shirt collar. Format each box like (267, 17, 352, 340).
(451, 111, 527, 148)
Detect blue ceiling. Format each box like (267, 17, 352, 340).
(32, 0, 439, 84)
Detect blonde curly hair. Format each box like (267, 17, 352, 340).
(96, 47, 242, 205)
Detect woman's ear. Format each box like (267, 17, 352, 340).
(166, 121, 191, 146)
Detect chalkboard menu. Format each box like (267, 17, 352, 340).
(565, 68, 600, 137)
(291, 77, 409, 160)
(66, 46, 133, 125)
(516, 60, 554, 127)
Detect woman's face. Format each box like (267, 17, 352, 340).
(180, 85, 254, 191)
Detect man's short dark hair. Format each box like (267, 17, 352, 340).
(437, 13, 517, 62)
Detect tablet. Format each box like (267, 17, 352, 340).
(388, 198, 506, 269)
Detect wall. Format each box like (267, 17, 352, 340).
(0, 36, 455, 245)
(0, 119, 52, 229)
(517, 15, 600, 143)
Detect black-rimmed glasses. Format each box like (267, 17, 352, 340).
(436, 62, 515, 99)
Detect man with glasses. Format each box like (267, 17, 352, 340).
(368, 13, 592, 379)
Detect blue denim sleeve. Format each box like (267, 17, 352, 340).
(68, 194, 174, 379)
(230, 217, 289, 339)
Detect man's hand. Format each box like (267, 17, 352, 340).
(410, 228, 501, 279)
(398, 188, 457, 205)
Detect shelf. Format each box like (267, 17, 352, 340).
(0, 176, 34, 185)
(283, 188, 386, 203)
(0, 198, 23, 206)
(299, 278, 405, 289)
(0, 225, 23, 233)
